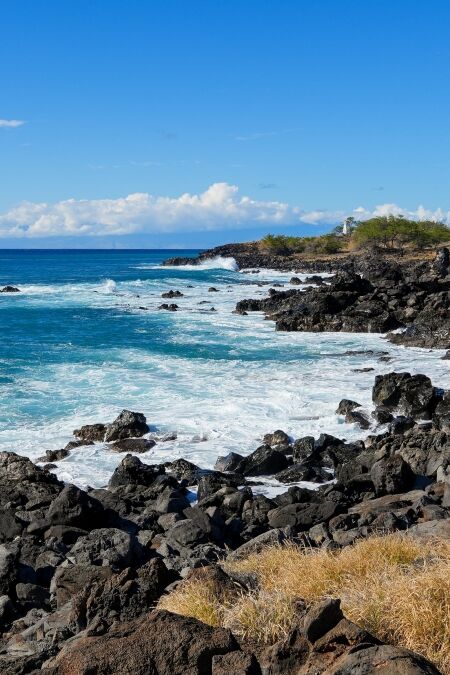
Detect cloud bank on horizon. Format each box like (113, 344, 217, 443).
(0, 182, 448, 239)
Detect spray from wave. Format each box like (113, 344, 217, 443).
(162, 256, 238, 272)
(99, 279, 117, 293)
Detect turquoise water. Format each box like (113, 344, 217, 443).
(0, 249, 448, 489)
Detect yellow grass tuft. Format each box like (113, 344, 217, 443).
(159, 534, 450, 672)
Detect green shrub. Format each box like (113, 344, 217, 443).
(352, 216, 450, 250)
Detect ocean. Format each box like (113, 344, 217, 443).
(0, 249, 448, 491)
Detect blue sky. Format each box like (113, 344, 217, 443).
(1, 0, 450, 248)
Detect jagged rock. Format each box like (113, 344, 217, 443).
(69, 528, 143, 570)
(71, 559, 173, 630)
(336, 399, 361, 415)
(372, 372, 436, 419)
(236, 445, 289, 477)
(214, 452, 244, 472)
(303, 598, 343, 643)
(292, 436, 316, 463)
(52, 565, 113, 607)
(73, 423, 107, 442)
(345, 409, 370, 429)
(45, 484, 104, 530)
(104, 410, 149, 442)
(108, 454, 164, 488)
(263, 430, 290, 446)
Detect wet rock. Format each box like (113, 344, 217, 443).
(109, 438, 156, 453)
(0, 286, 20, 293)
(73, 423, 107, 442)
(263, 429, 290, 446)
(37, 447, 70, 463)
(104, 410, 149, 442)
(158, 303, 179, 311)
(345, 409, 370, 429)
(214, 452, 244, 472)
(290, 276, 302, 284)
(161, 289, 183, 298)
(336, 399, 361, 415)
(292, 436, 316, 463)
(274, 463, 330, 484)
(165, 458, 201, 483)
(389, 416, 416, 435)
(372, 372, 436, 419)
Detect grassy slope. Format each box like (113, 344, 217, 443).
(159, 533, 450, 673)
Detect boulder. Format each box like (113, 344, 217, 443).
(336, 399, 361, 415)
(43, 609, 238, 675)
(329, 644, 441, 674)
(303, 598, 343, 643)
(370, 455, 415, 496)
(236, 445, 289, 477)
(108, 454, 164, 488)
(72, 558, 173, 630)
(292, 436, 316, 463)
(73, 423, 107, 442)
(345, 409, 370, 430)
(52, 564, 113, 607)
(104, 410, 149, 442)
(263, 430, 290, 447)
(214, 452, 244, 473)
(69, 528, 143, 570)
(372, 372, 436, 419)
(45, 484, 105, 529)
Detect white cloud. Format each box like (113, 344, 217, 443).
(0, 182, 448, 238)
(0, 119, 26, 128)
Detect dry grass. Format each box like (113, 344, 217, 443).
(159, 533, 450, 672)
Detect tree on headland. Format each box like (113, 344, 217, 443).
(352, 215, 450, 251)
(259, 217, 449, 256)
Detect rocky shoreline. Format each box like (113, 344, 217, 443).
(1, 245, 449, 673)
(166, 243, 450, 351)
(0, 368, 449, 673)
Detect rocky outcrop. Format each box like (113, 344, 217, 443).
(74, 410, 150, 445)
(0, 371, 449, 672)
(232, 250, 450, 348)
(0, 286, 20, 293)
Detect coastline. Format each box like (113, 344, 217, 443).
(0, 246, 449, 672)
